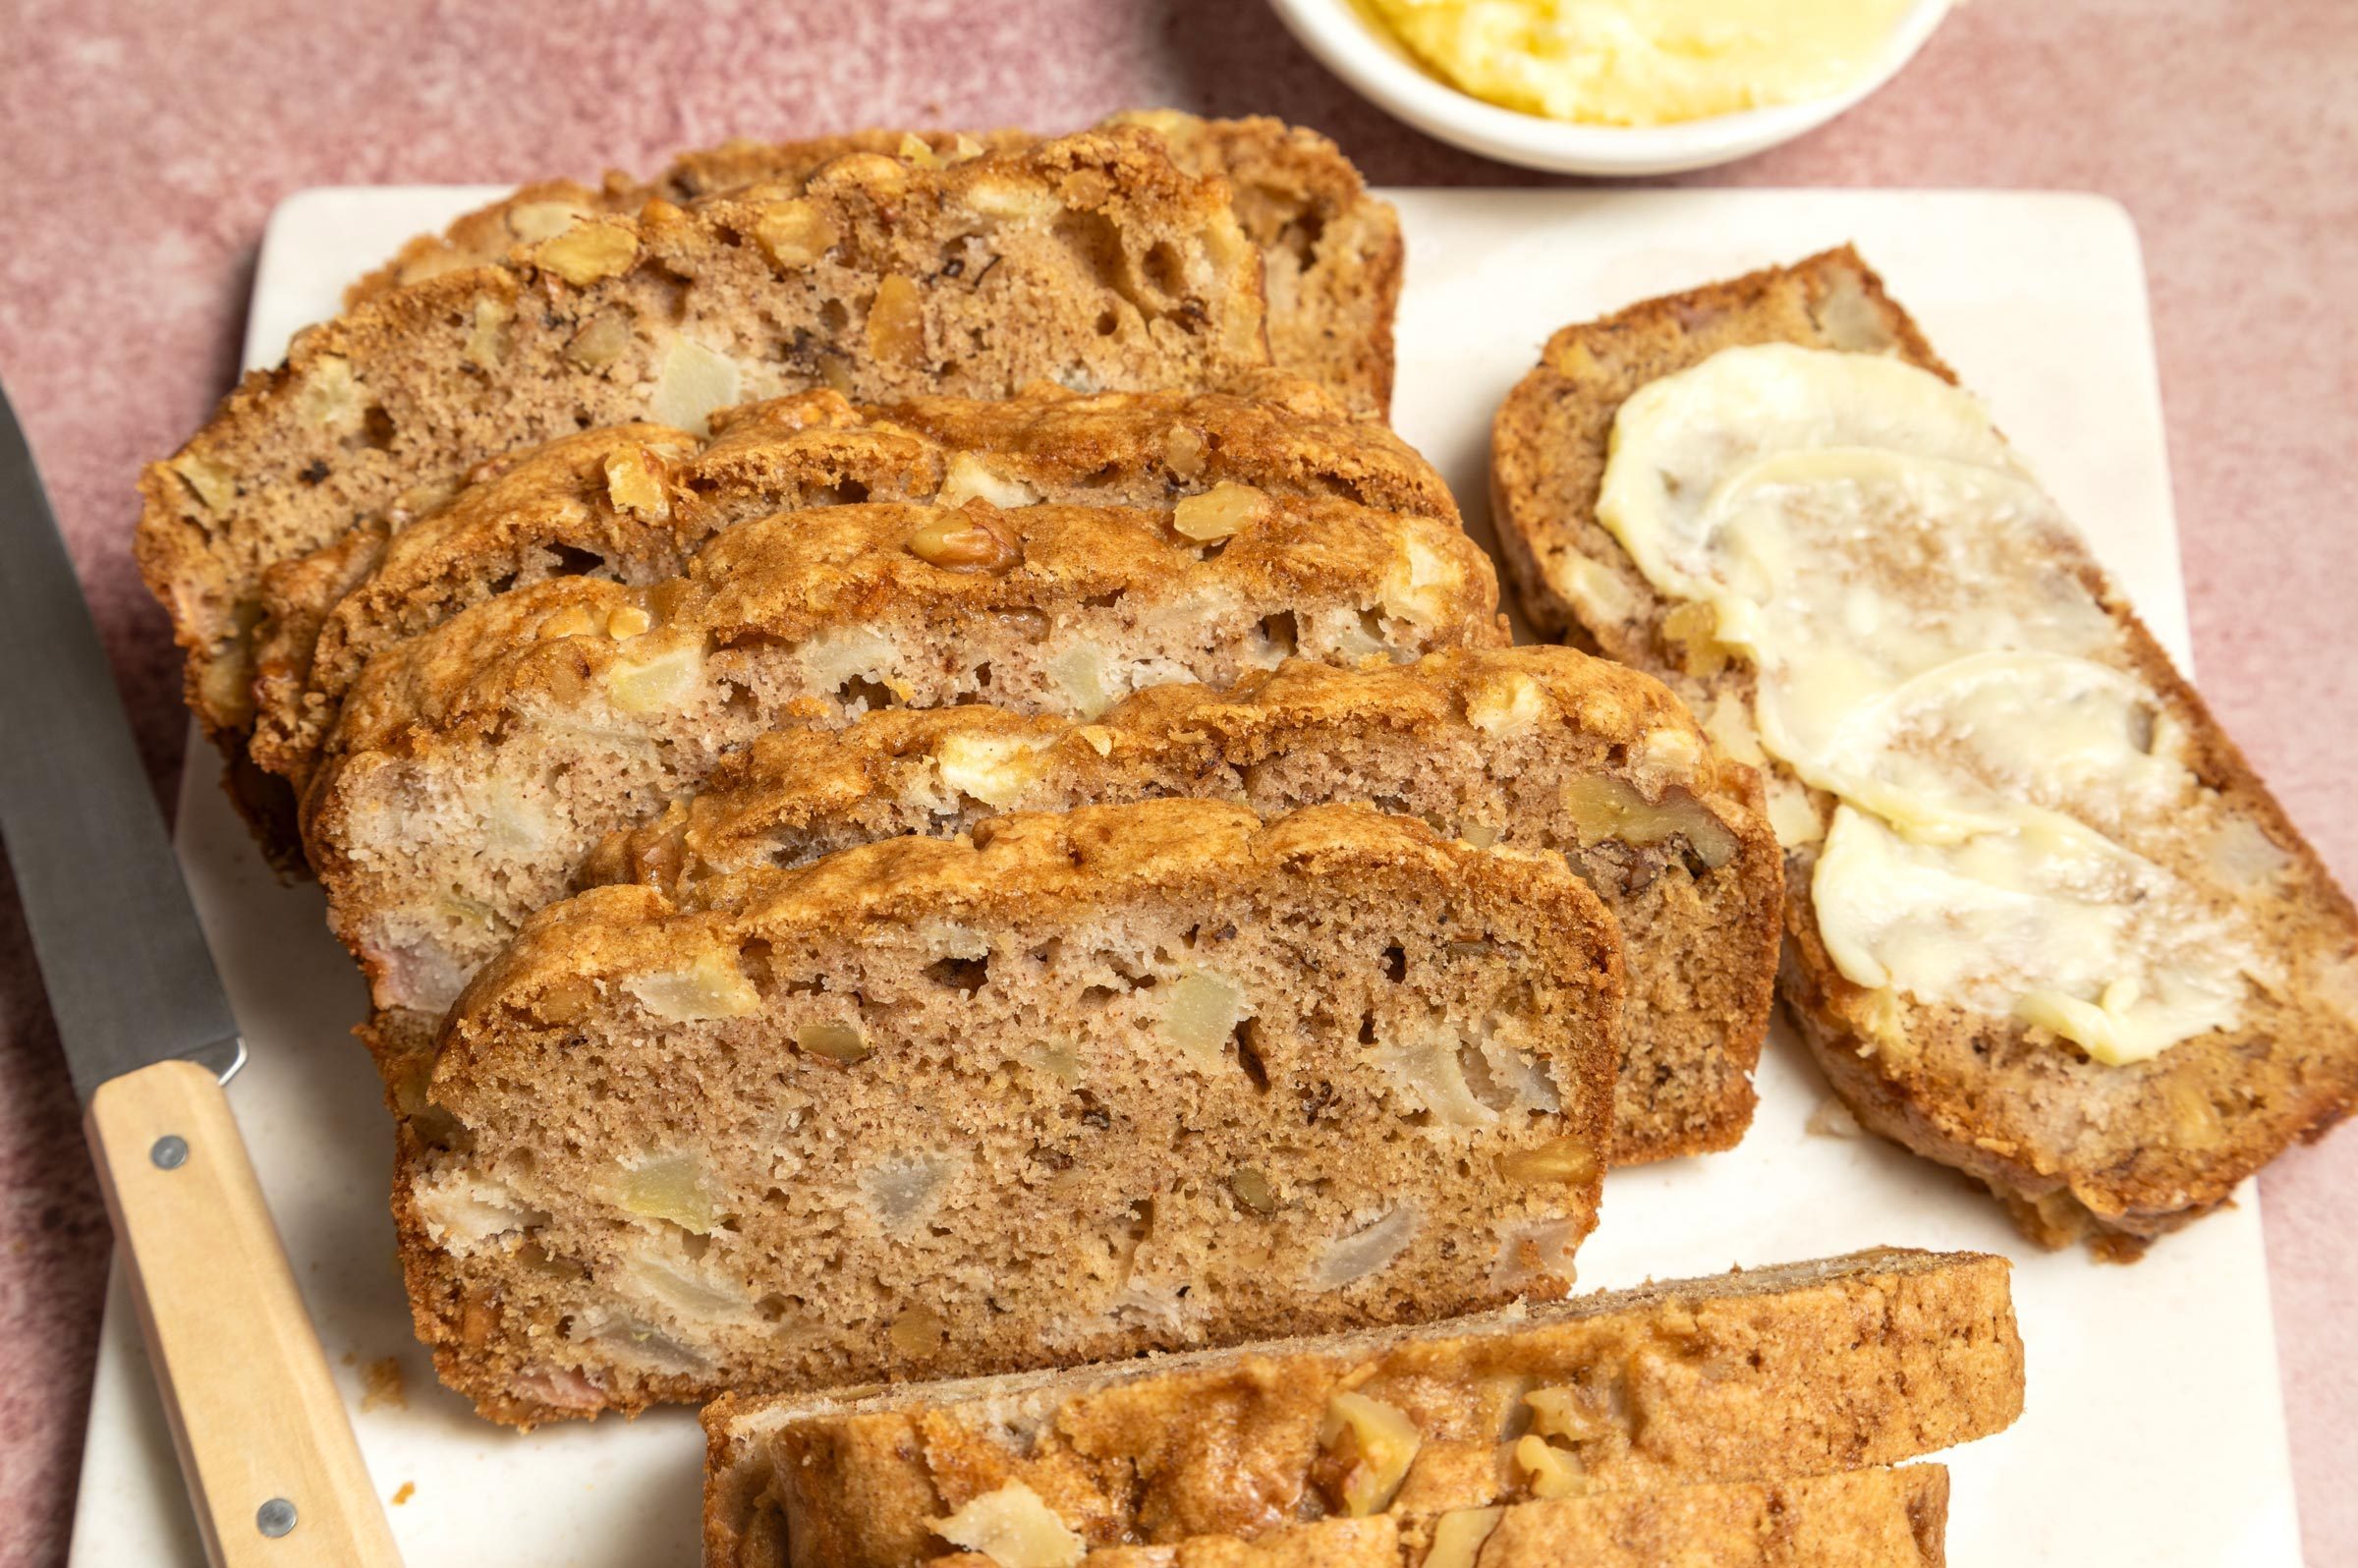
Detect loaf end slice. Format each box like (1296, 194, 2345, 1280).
(1490, 249, 2358, 1255)
(702, 1246, 2014, 1568)
(588, 645, 1781, 1163)
(400, 800, 1623, 1425)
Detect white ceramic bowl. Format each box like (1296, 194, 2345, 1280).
(1265, 0, 1952, 176)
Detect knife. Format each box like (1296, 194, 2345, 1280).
(0, 379, 401, 1568)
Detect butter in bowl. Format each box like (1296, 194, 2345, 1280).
(1267, 0, 1953, 174)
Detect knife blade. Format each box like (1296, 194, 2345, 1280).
(0, 388, 244, 1098)
(0, 375, 400, 1568)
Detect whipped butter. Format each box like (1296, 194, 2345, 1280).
(1597, 344, 2262, 1064)
(1364, 0, 1914, 128)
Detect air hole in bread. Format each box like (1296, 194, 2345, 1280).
(1143, 242, 1186, 299)
(926, 956, 990, 995)
(546, 543, 604, 578)
(360, 406, 398, 452)
(1234, 1020, 1270, 1091)
(1383, 946, 1408, 983)
(1260, 611, 1299, 656)
(837, 675, 896, 712)
(1276, 211, 1326, 268)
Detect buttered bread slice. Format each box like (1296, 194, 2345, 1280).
(304, 493, 1503, 1024)
(909, 1469, 1952, 1568)
(399, 801, 1623, 1424)
(702, 1247, 2016, 1568)
(585, 648, 1782, 1164)
(351, 113, 1402, 416)
(1492, 249, 2358, 1255)
(138, 127, 1270, 826)
(249, 376, 1451, 794)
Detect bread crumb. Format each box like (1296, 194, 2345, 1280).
(1805, 1096, 1862, 1140)
(361, 1357, 407, 1412)
(391, 1482, 415, 1506)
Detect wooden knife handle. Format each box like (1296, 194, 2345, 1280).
(85, 1059, 403, 1568)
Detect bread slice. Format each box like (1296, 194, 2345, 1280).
(701, 1247, 2015, 1568)
(248, 375, 1451, 796)
(903, 1468, 1950, 1568)
(1490, 248, 2358, 1256)
(137, 126, 1271, 827)
(397, 800, 1625, 1425)
(304, 491, 1503, 1023)
(583, 647, 1781, 1164)
(350, 113, 1402, 416)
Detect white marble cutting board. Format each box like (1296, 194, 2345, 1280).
(68, 187, 2303, 1567)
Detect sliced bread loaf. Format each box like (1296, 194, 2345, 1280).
(702, 1247, 2015, 1568)
(351, 114, 1401, 416)
(907, 1468, 1950, 1568)
(248, 375, 1450, 794)
(1490, 248, 2358, 1256)
(303, 492, 1504, 1021)
(584, 647, 1782, 1164)
(398, 800, 1624, 1425)
(138, 126, 1270, 812)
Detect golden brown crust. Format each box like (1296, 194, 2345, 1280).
(400, 801, 1624, 1425)
(311, 494, 1501, 786)
(889, 1469, 1948, 1568)
(247, 376, 1452, 797)
(138, 126, 1272, 804)
(702, 1248, 2012, 1568)
(585, 646, 1782, 1164)
(301, 489, 1501, 1025)
(1488, 248, 2358, 1252)
(348, 114, 1401, 417)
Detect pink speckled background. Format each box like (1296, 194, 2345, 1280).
(1, 1, 2351, 1562)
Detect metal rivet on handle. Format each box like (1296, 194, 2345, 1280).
(149, 1136, 188, 1170)
(256, 1497, 297, 1538)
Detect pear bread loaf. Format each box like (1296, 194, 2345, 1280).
(249, 375, 1452, 794)
(915, 1468, 1952, 1568)
(397, 800, 1624, 1425)
(702, 1246, 2017, 1568)
(1491, 248, 2358, 1256)
(586, 647, 1783, 1164)
(303, 490, 1504, 1030)
(351, 113, 1402, 416)
(138, 126, 1272, 833)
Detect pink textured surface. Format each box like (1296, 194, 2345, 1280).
(0, 0, 2351, 1562)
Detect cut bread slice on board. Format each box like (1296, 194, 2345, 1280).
(248, 375, 1451, 797)
(1491, 247, 2358, 1257)
(303, 492, 1505, 1023)
(702, 1247, 2014, 1568)
(137, 127, 1272, 851)
(583, 647, 1782, 1164)
(349, 113, 1402, 418)
(398, 801, 1623, 1425)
